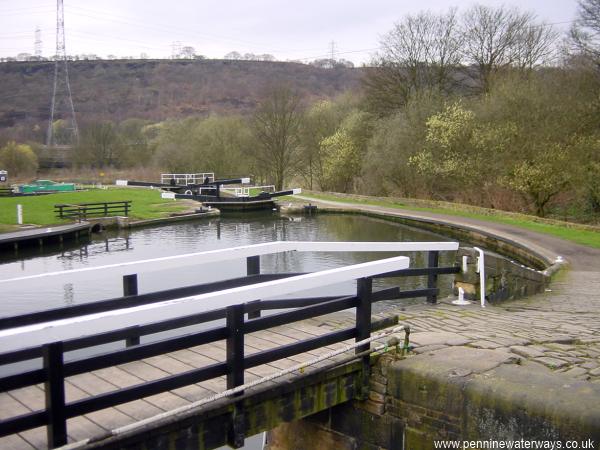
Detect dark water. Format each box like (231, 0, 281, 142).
(0, 213, 455, 317)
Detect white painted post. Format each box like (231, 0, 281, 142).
(452, 286, 471, 306)
(17, 204, 23, 225)
(462, 255, 469, 273)
(474, 247, 486, 308)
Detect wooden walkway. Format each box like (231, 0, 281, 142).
(0, 223, 91, 249)
(0, 312, 365, 450)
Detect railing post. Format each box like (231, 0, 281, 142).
(123, 274, 140, 346)
(246, 255, 260, 276)
(427, 251, 440, 304)
(226, 303, 245, 392)
(356, 277, 372, 400)
(246, 299, 261, 319)
(226, 304, 246, 449)
(43, 342, 67, 448)
(356, 277, 372, 353)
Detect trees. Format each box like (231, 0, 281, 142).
(408, 101, 489, 200)
(460, 5, 557, 92)
(319, 110, 373, 192)
(501, 145, 571, 217)
(181, 46, 196, 59)
(250, 85, 303, 190)
(75, 122, 122, 168)
(0, 141, 38, 177)
(299, 95, 357, 189)
(362, 96, 441, 197)
(569, 0, 600, 63)
(118, 119, 153, 167)
(364, 4, 558, 115)
(152, 115, 252, 176)
(363, 9, 461, 116)
(224, 51, 242, 60)
(189, 115, 252, 176)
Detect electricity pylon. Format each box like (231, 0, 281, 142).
(46, 0, 78, 148)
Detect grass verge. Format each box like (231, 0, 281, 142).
(0, 187, 188, 230)
(299, 192, 600, 249)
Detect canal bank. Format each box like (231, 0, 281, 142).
(267, 195, 600, 448)
(2, 196, 599, 448)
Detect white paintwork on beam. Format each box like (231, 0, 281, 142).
(0, 241, 458, 285)
(115, 180, 128, 186)
(0, 255, 410, 352)
(161, 192, 176, 199)
(240, 177, 251, 184)
(0, 241, 457, 285)
(292, 188, 302, 195)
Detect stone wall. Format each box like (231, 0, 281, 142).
(454, 247, 548, 303)
(267, 349, 600, 449)
(266, 353, 405, 450)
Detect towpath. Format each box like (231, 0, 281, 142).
(295, 195, 600, 385)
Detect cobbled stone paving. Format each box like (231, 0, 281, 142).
(396, 271, 600, 384)
(294, 196, 600, 385)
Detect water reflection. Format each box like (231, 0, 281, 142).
(0, 212, 459, 450)
(63, 283, 74, 306)
(0, 213, 456, 317)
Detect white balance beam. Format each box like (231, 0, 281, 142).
(0, 241, 457, 285)
(0, 255, 410, 352)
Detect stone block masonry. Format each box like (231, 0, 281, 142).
(454, 247, 549, 303)
(268, 196, 600, 449)
(267, 271, 600, 449)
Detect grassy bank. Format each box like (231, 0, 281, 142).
(300, 192, 600, 249)
(0, 187, 188, 230)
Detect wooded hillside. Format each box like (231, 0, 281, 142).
(0, 59, 362, 142)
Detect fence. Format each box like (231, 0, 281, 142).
(54, 201, 131, 222)
(0, 241, 459, 448)
(160, 173, 215, 185)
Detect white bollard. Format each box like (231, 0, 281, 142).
(452, 286, 471, 306)
(17, 204, 23, 225)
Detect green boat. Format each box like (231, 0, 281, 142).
(18, 179, 76, 194)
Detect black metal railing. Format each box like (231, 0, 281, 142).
(0, 251, 459, 448)
(54, 201, 132, 222)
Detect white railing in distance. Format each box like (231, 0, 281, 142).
(0, 253, 410, 352)
(0, 241, 459, 285)
(160, 173, 215, 185)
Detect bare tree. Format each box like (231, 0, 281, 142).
(460, 5, 555, 91)
(250, 85, 303, 190)
(512, 24, 559, 70)
(181, 46, 196, 59)
(224, 51, 242, 60)
(570, 0, 600, 62)
(363, 9, 461, 115)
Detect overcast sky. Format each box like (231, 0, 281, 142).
(0, 0, 580, 64)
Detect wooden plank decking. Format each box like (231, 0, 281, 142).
(0, 312, 365, 450)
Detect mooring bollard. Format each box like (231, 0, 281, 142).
(17, 204, 23, 225)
